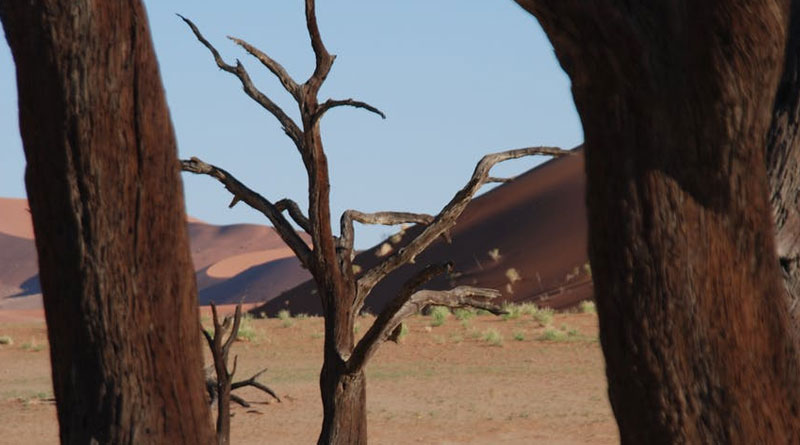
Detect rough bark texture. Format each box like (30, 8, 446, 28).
(768, 0, 800, 330)
(0, 1, 215, 444)
(517, 1, 800, 443)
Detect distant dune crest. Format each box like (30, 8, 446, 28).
(0, 151, 591, 314)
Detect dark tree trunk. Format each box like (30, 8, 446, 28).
(517, 1, 800, 443)
(768, 1, 800, 332)
(316, 276, 367, 445)
(0, 1, 215, 444)
(318, 349, 367, 445)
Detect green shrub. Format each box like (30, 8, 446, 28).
(453, 308, 475, 321)
(532, 307, 554, 326)
(482, 329, 503, 346)
(397, 323, 410, 341)
(236, 314, 258, 342)
(513, 330, 526, 341)
(538, 327, 566, 341)
(277, 309, 294, 327)
(0, 335, 12, 346)
(21, 338, 45, 352)
(501, 303, 521, 321)
(429, 306, 450, 327)
(579, 300, 596, 314)
(518, 303, 540, 316)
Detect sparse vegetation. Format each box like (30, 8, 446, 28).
(538, 327, 566, 342)
(396, 323, 410, 342)
(487, 247, 501, 262)
(277, 309, 294, 328)
(501, 302, 521, 321)
(453, 308, 475, 321)
(580, 300, 596, 314)
(532, 307, 554, 327)
(0, 335, 13, 345)
(505, 267, 521, 283)
(518, 303, 539, 316)
(429, 306, 450, 327)
(20, 338, 45, 352)
(513, 330, 526, 341)
(236, 314, 258, 342)
(482, 329, 503, 346)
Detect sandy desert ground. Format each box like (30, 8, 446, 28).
(0, 307, 617, 444)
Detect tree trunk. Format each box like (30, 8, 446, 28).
(0, 1, 215, 444)
(517, 1, 800, 443)
(768, 0, 800, 332)
(316, 279, 367, 445)
(318, 351, 367, 445)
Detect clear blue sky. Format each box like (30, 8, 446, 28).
(0, 1, 582, 249)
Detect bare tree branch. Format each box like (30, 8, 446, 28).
(487, 176, 514, 183)
(275, 198, 311, 234)
(348, 275, 503, 373)
(304, 0, 334, 91)
(181, 157, 312, 267)
(313, 98, 386, 125)
(231, 368, 281, 403)
(203, 303, 242, 445)
(356, 146, 572, 310)
(178, 15, 303, 147)
(227, 36, 300, 101)
(338, 210, 434, 260)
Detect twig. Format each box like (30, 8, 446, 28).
(313, 98, 386, 125)
(227, 36, 300, 100)
(178, 15, 303, 148)
(181, 157, 312, 267)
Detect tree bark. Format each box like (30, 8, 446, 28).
(768, 0, 800, 332)
(318, 348, 367, 445)
(517, 1, 800, 443)
(0, 1, 215, 444)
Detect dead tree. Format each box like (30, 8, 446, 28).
(178, 1, 569, 443)
(515, 1, 800, 443)
(202, 303, 280, 445)
(0, 1, 215, 443)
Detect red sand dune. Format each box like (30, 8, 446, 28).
(0, 198, 34, 240)
(254, 148, 592, 317)
(0, 200, 311, 310)
(0, 149, 591, 315)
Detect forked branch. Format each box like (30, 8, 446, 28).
(228, 36, 300, 100)
(178, 15, 303, 147)
(348, 262, 503, 373)
(304, 0, 334, 91)
(275, 198, 312, 234)
(355, 146, 572, 312)
(181, 157, 312, 267)
(202, 303, 243, 445)
(338, 210, 434, 259)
